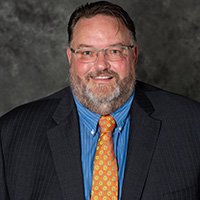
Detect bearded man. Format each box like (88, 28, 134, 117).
(0, 1, 200, 200)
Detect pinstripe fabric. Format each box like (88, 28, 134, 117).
(0, 81, 200, 199)
(74, 94, 134, 200)
(0, 99, 64, 199)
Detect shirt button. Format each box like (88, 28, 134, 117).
(91, 129, 95, 135)
(118, 126, 122, 131)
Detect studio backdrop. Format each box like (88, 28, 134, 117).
(0, 0, 200, 116)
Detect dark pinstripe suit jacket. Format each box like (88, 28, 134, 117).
(0, 81, 200, 200)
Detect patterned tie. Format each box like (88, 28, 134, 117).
(91, 115, 118, 200)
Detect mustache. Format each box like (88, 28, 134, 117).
(86, 69, 119, 80)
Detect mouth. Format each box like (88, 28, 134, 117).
(92, 75, 113, 80)
(89, 74, 115, 84)
(86, 70, 118, 83)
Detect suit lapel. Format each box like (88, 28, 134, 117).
(47, 89, 85, 199)
(122, 85, 161, 199)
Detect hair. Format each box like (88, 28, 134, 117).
(67, 1, 136, 44)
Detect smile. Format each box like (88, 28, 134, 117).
(93, 76, 113, 80)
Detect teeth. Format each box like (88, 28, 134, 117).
(94, 76, 111, 79)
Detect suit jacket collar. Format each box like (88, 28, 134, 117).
(51, 87, 75, 124)
(47, 87, 85, 199)
(122, 81, 161, 199)
(47, 82, 161, 199)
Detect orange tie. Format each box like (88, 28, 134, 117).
(91, 115, 118, 200)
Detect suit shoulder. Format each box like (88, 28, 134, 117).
(0, 87, 71, 126)
(136, 81, 200, 115)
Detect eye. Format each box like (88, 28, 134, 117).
(109, 48, 122, 55)
(80, 50, 94, 56)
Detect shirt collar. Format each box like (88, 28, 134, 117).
(111, 91, 135, 132)
(73, 96, 100, 135)
(73, 91, 135, 136)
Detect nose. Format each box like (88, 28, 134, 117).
(95, 51, 110, 70)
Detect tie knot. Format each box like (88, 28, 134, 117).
(99, 115, 116, 134)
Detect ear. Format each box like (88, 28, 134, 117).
(133, 45, 138, 64)
(66, 47, 72, 64)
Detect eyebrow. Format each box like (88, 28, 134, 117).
(76, 44, 95, 48)
(76, 42, 130, 49)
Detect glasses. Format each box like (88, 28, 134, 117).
(70, 45, 135, 63)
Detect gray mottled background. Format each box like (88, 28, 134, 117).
(0, 0, 200, 116)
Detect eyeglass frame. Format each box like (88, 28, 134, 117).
(69, 44, 135, 63)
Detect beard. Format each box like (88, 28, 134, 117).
(69, 68, 136, 115)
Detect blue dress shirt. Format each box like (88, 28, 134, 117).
(74, 92, 134, 200)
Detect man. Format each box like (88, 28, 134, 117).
(0, 1, 200, 199)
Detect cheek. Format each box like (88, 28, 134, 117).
(70, 59, 92, 77)
(111, 60, 132, 79)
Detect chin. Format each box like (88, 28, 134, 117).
(88, 82, 116, 95)
(86, 85, 120, 104)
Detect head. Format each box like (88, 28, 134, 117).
(67, 1, 138, 115)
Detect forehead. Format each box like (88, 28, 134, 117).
(71, 14, 132, 47)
